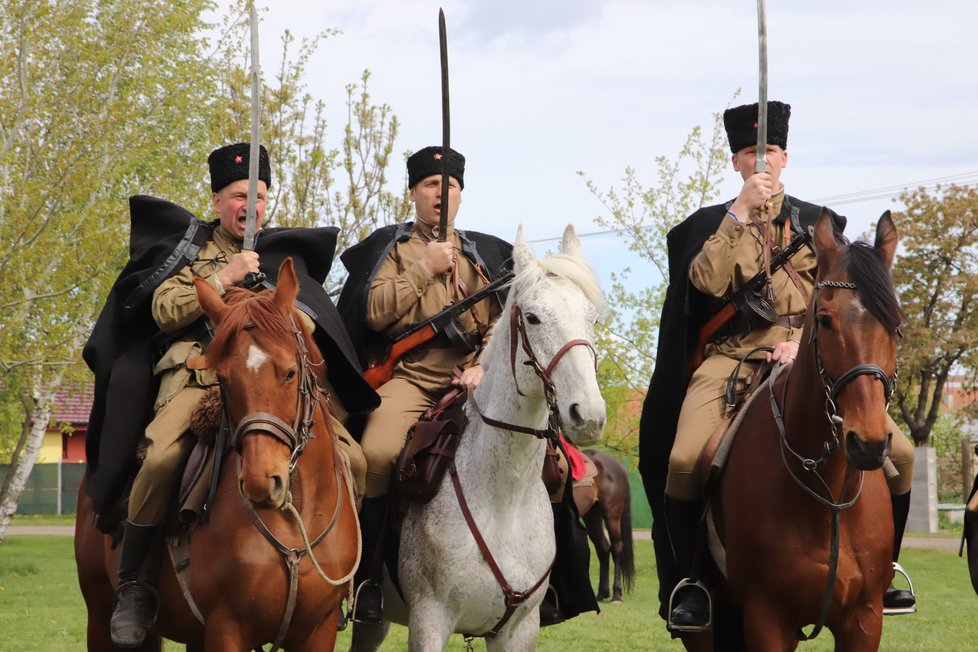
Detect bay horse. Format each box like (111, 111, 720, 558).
(695, 210, 901, 651)
(574, 449, 635, 603)
(75, 258, 359, 651)
(350, 225, 606, 651)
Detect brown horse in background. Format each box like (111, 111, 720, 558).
(689, 211, 902, 651)
(574, 449, 635, 602)
(75, 259, 359, 651)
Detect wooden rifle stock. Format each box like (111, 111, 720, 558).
(685, 302, 736, 381)
(363, 324, 438, 389)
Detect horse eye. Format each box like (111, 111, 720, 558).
(285, 368, 297, 382)
(816, 314, 832, 330)
(525, 313, 541, 325)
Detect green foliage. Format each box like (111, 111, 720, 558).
(890, 185, 978, 445)
(580, 109, 731, 455)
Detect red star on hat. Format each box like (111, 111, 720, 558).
(753, 121, 759, 129)
(234, 154, 244, 164)
(434, 152, 442, 160)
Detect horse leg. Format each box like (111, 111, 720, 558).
(603, 509, 626, 602)
(406, 598, 454, 652)
(349, 619, 391, 652)
(582, 507, 611, 601)
(486, 611, 540, 652)
(741, 598, 799, 652)
(831, 604, 883, 652)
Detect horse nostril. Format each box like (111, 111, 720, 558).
(271, 474, 285, 500)
(569, 403, 584, 426)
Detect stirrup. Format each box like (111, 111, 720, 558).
(667, 578, 712, 632)
(351, 580, 383, 623)
(883, 562, 917, 616)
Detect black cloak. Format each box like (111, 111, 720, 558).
(636, 196, 843, 622)
(82, 195, 379, 517)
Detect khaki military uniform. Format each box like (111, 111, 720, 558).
(129, 226, 367, 525)
(361, 220, 500, 497)
(666, 192, 913, 501)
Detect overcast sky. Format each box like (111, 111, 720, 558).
(218, 0, 978, 280)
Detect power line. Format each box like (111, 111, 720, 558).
(528, 171, 978, 245)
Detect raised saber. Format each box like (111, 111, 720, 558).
(755, 0, 768, 174)
(243, 2, 261, 251)
(438, 8, 450, 242)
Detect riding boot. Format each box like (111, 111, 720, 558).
(884, 491, 917, 613)
(110, 521, 161, 649)
(664, 496, 711, 630)
(352, 495, 387, 624)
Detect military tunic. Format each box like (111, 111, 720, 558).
(361, 219, 501, 496)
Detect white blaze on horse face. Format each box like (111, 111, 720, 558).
(246, 344, 270, 374)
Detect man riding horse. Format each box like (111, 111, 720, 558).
(83, 143, 378, 648)
(637, 101, 917, 635)
(337, 145, 598, 627)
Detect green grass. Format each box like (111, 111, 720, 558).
(0, 535, 973, 651)
(8, 513, 77, 527)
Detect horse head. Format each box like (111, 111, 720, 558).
(489, 224, 607, 446)
(810, 209, 901, 471)
(193, 258, 325, 508)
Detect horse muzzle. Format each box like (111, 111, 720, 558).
(845, 430, 892, 471)
(237, 433, 292, 509)
(561, 399, 606, 447)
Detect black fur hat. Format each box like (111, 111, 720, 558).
(407, 146, 465, 189)
(207, 142, 272, 192)
(723, 101, 791, 153)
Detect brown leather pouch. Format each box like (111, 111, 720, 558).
(394, 389, 468, 503)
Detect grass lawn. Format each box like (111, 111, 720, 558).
(0, 533, 972, 650)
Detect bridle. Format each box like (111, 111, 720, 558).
(768, 278, 897, 641)
(454, 301, 597, 638)
(221, 316, 358, 651)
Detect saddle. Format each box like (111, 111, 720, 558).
(394, 388, 469, 503)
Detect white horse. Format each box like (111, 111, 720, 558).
(350, 225, 606, 651)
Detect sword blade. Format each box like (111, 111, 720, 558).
(438, 8, 450, 242)
(755, 0, 768, 174)
(244, 2, 261, 251)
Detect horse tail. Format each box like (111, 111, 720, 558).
(619, 481, 636, 594)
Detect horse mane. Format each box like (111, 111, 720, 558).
(206, 287, 324, 369)
(846, 241, 903, 333)
(511, 252, 607, 315)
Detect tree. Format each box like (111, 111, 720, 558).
(890, 184, 978, 447)
(580, 110, 730, 455)
(0, 0, 219, 538)
(0, 1, 410, 535)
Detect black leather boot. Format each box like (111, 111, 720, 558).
(110, 521, 161, 648)
(352, 496, 387, 624)
(884, 491, 917, 614)
(664, 496, 710, 631)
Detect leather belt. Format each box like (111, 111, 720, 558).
(726, 313, 805, 338)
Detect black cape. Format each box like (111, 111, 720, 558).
(336, 222, 514, 368)
(82, 195, 379, 516)
(636, 196, 843, 621)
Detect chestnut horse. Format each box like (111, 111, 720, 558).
(692, 211, 901, 651)
(75, 258, 359, 651)
(574, 449, 635, 603)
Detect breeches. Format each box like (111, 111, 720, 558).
(666, 355, 916, 501)
(361, 377, 437, 497)
(128, 386, 206, 525)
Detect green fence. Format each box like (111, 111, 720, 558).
(0, 462, 85, 515)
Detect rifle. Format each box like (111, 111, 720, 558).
(685, 229, 812, 380)
(363, 272, 514, 389)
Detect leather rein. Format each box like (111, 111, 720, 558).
(226, 318, 359, 652)
(454, 302, 597, 637)
(767, 279, 896, 641)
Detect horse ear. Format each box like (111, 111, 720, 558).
(874, 211, 898, 269)
(513, 224, 535, 272)
(274, 257, 299, 311)
(194, 276, 228, 325)
(560, 224, 582, 256)
(812, 207, 841, 271)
